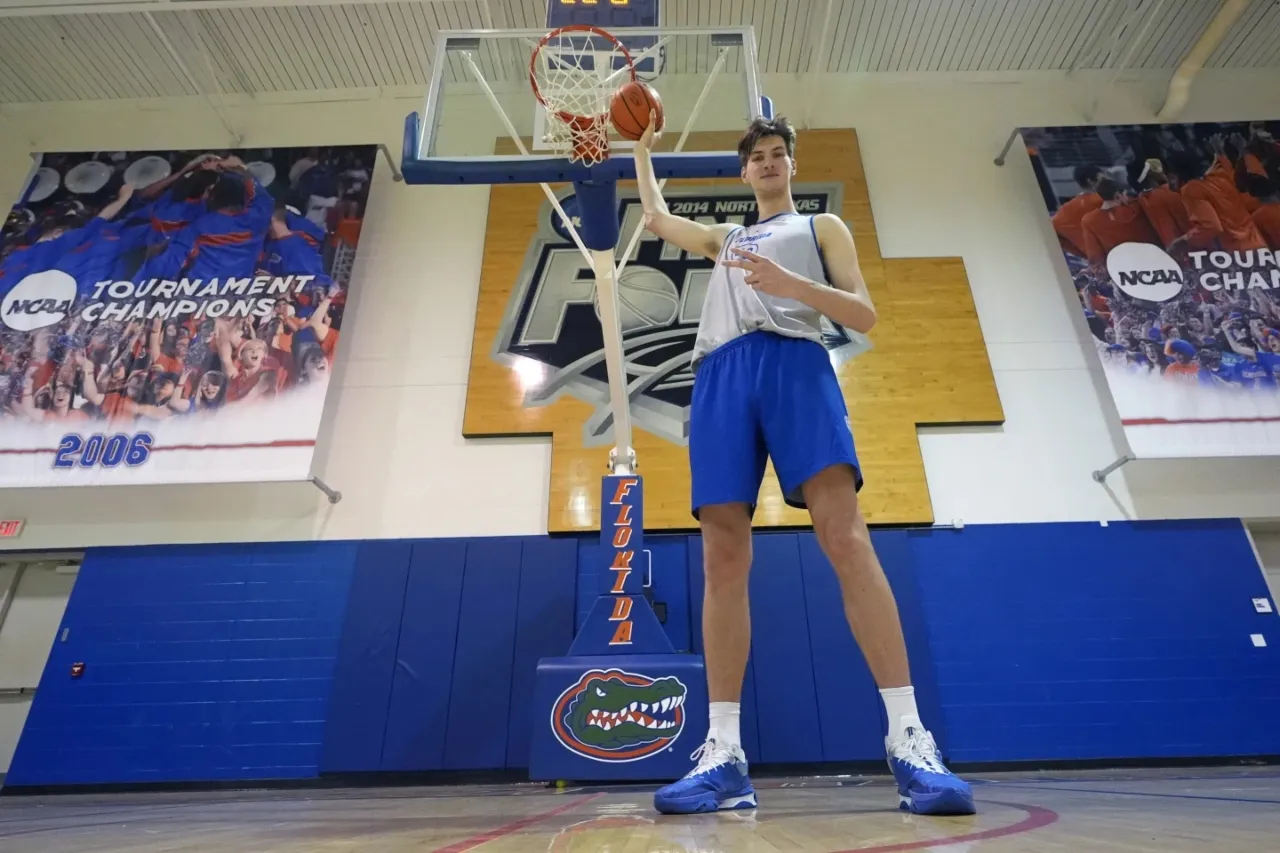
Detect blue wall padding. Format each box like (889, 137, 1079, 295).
(442, 538, 523, 770)
(746, 533, 825, 763)
(8, 542, 356, 786)
(8, 518, 1277, 789)
(909, 519, 1280, 763)
(321, 540, 412, 772)
(380, 538, 468, 771)
(505, 537, 579, 768)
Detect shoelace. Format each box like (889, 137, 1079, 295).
(688, 738, 737, 775)
(893, 728, 949, 775)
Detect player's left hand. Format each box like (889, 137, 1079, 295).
(724, 249, 803, 299)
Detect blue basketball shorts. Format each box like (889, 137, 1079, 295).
(688, 330, 863, 518)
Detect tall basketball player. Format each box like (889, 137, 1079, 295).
(633, 113, 976, 817)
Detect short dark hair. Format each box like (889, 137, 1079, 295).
(207, 174, 246, 212)
(1073, 164, 1102, 188)
(738, 116, 796, 168)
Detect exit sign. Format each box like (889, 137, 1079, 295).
(0, 520, 23, 538)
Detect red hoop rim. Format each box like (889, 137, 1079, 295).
(528, 23, 639, 117)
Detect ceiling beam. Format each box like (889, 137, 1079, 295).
(1156, 0, 1253, 120)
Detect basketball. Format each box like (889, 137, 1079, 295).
(610, 81, 664, 141)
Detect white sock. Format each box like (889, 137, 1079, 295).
(880, 686, 924, 742)
(708, 701, 742, 750)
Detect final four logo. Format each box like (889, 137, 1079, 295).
(550, 669, 687, 762)
(493, 185, 867, 446)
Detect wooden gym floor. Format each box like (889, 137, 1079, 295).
(1, 766, 1277, 852)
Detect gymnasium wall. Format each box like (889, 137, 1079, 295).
(6, 517, 1277, 787)
(3, 69, 1280, 548)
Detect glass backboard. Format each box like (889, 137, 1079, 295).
(402, 27, 766, 185)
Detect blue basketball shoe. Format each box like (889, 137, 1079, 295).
(653, 739, 757, 814)
(886, 727, 976, 815)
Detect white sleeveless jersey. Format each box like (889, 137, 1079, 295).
(691, 212, 831, 368)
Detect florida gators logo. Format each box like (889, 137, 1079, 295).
(551, 668, 687, 762)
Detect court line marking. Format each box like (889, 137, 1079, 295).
(985, 782, 1280, 805)
(825, 800, 1058, 853)
(430, 792, 605, 853)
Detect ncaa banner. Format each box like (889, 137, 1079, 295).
(1024, 120, 1280, 458)
(0, 145, 375, 487)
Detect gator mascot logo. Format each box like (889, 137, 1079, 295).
(551, 668, 687, 762)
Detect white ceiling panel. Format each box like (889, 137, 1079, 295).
(0, 0, 1277, 105)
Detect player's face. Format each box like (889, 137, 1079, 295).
(742, 136, 793, 195)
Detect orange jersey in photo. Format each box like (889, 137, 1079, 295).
(1138, 185, 1191, 247)
(1181, 154, 1266, 251)
(1081, 201, 1160, 266)
(1052, 192, 1102, 257)
(1251, 203, 1280, 247)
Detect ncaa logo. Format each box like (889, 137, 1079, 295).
(1106, 242, 1184, 303)
(494, 185, 865, 446)
(550, 668, 687, 762)
(2, 270, 76, 332)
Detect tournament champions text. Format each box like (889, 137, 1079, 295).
(78, 275, 321, 325)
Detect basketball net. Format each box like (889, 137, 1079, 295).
(530, 25, 637, 166)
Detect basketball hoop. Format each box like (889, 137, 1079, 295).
(530, 24, 637, 166)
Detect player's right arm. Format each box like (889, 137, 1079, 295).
(633, 115, 735, 262)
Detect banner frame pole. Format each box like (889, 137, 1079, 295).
(1091, 454, 1135, 484)
(309, 477, 342, 504)
(376, 144, 404, 182)
(993, 128, 1021, 166)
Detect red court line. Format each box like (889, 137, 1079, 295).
(0, 439, 315, 456)
(1122, 415, 1280, 426)
(828, 800, 1059, 853)
(431, 792, 605, 853)
(154, 439, 316, 452)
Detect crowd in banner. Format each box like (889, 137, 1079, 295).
(1042, 121, 1280, 390)
(0, 147, 371, 425)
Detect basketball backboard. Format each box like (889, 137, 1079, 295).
(397, 5, 774, 478)
(401, 25, 767, 185)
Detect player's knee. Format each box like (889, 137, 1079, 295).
(704, 542, 751, 591)
(814, 512, 872, 569)
(700, 505, 752, 589)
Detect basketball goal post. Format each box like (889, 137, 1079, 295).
(417, 24, 763, 477)
(400, 3, 772, 781)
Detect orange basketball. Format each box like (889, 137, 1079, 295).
(610, 81, 664, 142)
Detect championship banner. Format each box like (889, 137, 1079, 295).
(0, 145, 375, 486)
(1024, 121, 1280, 458)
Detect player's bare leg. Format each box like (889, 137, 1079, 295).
(700, 503, 754, 705)
(801, 464, 911, 690)
(803, 462, 975, 816)
(653, 502, 757, 814)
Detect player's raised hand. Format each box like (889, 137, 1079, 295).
(639, 110, 661, 151)
(723, 248, 802, 299)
